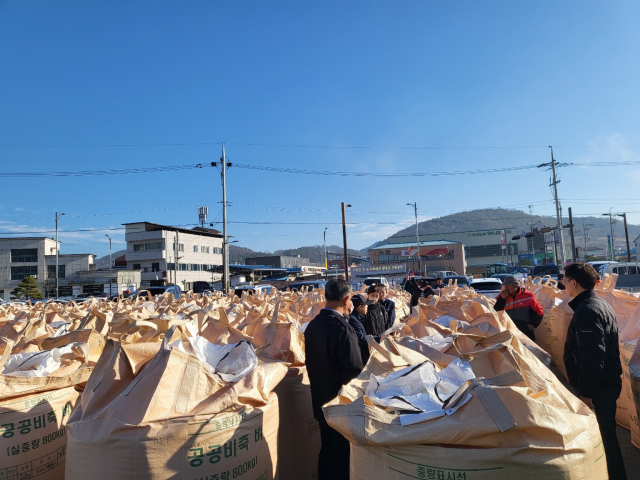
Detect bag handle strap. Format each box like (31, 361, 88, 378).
(161, 323, 197, 357)
(119, 320, 160, 344)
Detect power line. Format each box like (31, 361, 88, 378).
(0, 164, 203, 178)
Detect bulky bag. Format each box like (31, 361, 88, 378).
(0, 337, 93, 480)
(65, 324, 288, 480)
(323, 331, 607, 479)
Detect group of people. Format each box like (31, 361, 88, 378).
(304, 263, 626, 480)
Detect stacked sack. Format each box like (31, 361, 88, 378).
(0, 301, 105, 480)
(322, 283, 607, 479)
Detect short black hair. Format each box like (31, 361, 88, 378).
(564, 263, 599, 290)
(325, 278, 352, 301)
(436, 277, 443, 281)
(366, 284, 379, 295)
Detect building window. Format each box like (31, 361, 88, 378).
(212, 247, 222, 255)
(11, 266, 38, 280)
(378, 254, 401, 264)
(180, 264, 188, 271)
(134, 242, 162, 251)
(172, 243, 184, 252)
(167, 263, 175, 270)
(191, 264, 199, 271)
(133, 264, 141, 270)
(151, 263, 160, 272)
(47, 265, 65, 279)
(11, 249, 38, 263)
(464, 244, 516, 259)
(193, 245, 198, 253)
(201, 246, 209, 253)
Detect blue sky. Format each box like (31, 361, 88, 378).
(2, 1, 640, 257)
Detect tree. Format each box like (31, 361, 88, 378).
(10, 276, 43, 300)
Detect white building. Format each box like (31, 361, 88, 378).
(124, 222, 223, 290)
(0, 237, 97, 300)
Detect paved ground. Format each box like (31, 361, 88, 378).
(548, 364, 640, 476)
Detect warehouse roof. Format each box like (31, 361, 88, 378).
(122, 221, 222, 238)
(370, 239, 462, 250)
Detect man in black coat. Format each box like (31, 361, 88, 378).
(364, 284, 389, 335)
(377, 284, 396, 330)
(563, 263, 626, 480)
(348, 293, 375, 365)
(305, 278, 364, 480)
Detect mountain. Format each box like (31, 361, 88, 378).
(94, 249, 127, 268)
(369, 208, 640, 252)
(229, 244, 362, 265)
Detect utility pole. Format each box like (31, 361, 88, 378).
(323, 228, 328, 270)
(174, 230, 180, 286)
(549, 147, 566, 268)
(568, 207, 576, 263)
(407, 203, 420, 275)
(341, 203, 351, 282)
(602, 208, 615, 261)
(105, 234, 112, 296)
(55, 212, 64, 299)
(220, 143, 230, 294)
(615, 213, 631, 262)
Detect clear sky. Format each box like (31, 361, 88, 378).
(2, 1, 640, 257)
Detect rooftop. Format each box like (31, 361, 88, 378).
(370, 239, 462, 250)
(122, 221, 223, 238)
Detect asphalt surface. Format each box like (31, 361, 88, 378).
(548, 364, 640, 476)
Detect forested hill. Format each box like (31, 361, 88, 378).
(367, 208, 640, 251)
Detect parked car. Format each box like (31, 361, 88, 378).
(74, 292, 109, 299)
(431, 270, 458, 279)
(588, 261, 618, 275)
(597, 262, 640, 277)
(192, 281, 214, 294)
(441, 275, 469, 287)
(136, 285, 182, 299)
(531, 265, 560, 279)
(469, 278, 503, 297)
(491, 273, 512, 283)
(233, 284, 274, 296)
(279, 280, 328, 292)
(363, 277, 389, 287)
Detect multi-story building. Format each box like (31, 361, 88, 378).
(123, 222, 223, 290)
(245, 255, 311, 269)
(0, 237, 97, 300)
(369, 240, 466, 276)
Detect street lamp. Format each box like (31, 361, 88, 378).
(55, 212, 65, 299)
(341, 203, 352, 282)
(105, 235, 112, 296)
(613, 213, 631, 262)
(407, 203, 420, 275)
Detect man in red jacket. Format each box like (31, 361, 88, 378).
(494, 275, 544, 341)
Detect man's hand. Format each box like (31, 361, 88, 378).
(527, 324, 535, 331)
(499, 289, 508, 299)
(580, 396, 594, 410)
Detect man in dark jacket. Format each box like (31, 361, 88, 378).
(305, 278, 364, 480)
(494, 275, 543, 341)
(563, 263, 626, 480)
(378, 284, 396, 330)
(348, 293, 375, 365)
(364, 284, 389, 335)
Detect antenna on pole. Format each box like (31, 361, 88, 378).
(198, 206, 208, 228)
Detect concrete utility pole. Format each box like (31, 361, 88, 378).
(568, 207, 576, 263)
(105, 234, 112, 296)
(407, 202, 420, 275)
(55, 212, 64, 299)
(602, 208, 615, 261)
(341, 203, 351, 282)
(222, 143, 230, 294)
(549, 147, 566, 268)
(615, 213, 631, 262)
(323, 228, 328, 270)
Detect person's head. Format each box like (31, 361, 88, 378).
(325, 278, 352, 312)
(502, 275, 520, 295)
(377, 284, 387, 299)
(563, 263, 599, 297)
(436, 277, 443, 285)
(418, 280, 427, 288)
(366, 284, 380, 302)
(351, 293, 373, 315)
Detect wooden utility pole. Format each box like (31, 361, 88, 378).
(342, 202, 350, 282)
